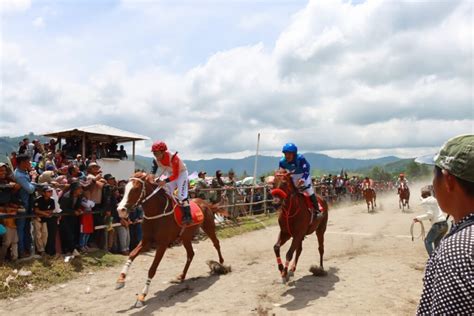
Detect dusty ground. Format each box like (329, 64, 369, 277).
(2, 183, 432, 315)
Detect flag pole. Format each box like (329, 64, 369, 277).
(249, 133, 260, 214)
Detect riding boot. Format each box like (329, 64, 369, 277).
(182, 205, 192, 225)
(309, 194, 323, 219)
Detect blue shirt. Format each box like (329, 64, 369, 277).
(279, 154, 311, 180)
(14, 168, 36, 212)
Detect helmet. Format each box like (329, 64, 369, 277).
(282, 143, 298, 153)
(151, 141, 167, 152)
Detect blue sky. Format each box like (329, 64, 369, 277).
(1, 0, 473, 159)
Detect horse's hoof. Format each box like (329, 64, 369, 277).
(115, 281, 125, 290)
(288, 270, 294, 277)
(170, 275, 184, 284)
(134, 300, 145, 308)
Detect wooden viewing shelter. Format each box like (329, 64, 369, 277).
(42, 124, 150, 180)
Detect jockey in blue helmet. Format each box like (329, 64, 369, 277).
(279, 143, 322, 220)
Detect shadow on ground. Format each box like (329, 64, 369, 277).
(116, 274, 220, 315)
(280, 267, 340, 311)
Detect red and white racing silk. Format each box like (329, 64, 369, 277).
(154, 151, 187, 182)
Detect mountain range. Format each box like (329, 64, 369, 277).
(135, 153, 406, 177)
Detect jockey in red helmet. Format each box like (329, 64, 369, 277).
(279, 142, 322, 220)
(396, 173, 409, 195)
(362, 176, 373, 191)
(151, 141, 192, 224)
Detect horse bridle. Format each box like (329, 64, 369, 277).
(128, 177, 172, 220)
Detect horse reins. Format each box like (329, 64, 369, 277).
(128, 177, 173, 220)
(275, 174, 303, 237)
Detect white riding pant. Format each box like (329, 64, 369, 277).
(290, 174, 314, 195)
(164, 170, 189, 203)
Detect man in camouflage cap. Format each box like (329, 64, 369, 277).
(416, 134, 474, 315)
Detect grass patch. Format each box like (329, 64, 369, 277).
(0, 250, 123, 300)
(216, 213, 278, 239)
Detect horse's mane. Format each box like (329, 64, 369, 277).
(274, 170, 300, 196)
(132, 172, 158, 187)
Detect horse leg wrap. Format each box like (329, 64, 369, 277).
(276, 257, 282, 265)
(142, 278, 152, 296)
(121, 259, 132, 275)
(285, 261, 290, 269)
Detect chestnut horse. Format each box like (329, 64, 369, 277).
(271, 170, 329, 283)
(115, 172, 226, 307)
(362, 185, 376, 212)
(398, 182, 410, 211)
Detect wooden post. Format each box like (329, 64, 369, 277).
(132, 141, 136, 161)
(82, 133, 86, 158)
(249, 133, 260, 215)
(263, 185, 267, 215)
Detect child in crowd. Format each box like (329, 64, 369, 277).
(79, 197, 95, 252)
(33, 186, 55, 255)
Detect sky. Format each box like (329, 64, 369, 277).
(1, 0, 473, 160)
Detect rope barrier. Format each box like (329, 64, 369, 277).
(410, 221, 425, 241)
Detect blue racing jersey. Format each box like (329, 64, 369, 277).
(279, 154, 311, 180)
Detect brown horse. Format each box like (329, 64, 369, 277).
(362, 184, 376, 212)
(398, 182, 410, 211)
(271, 170, 329, 283)
(115, 172, 226, 307)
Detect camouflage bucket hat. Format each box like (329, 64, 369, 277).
(434, 134, 474, 182)
(417, 134, 474, 182)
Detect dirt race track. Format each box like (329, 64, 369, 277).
(2, 183, 432, 315)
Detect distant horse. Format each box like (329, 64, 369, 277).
(115, 172, 227, 307)
(362, 185, 376, 212)
(271, 170, 329, 283)
(398, 182, 410, 211)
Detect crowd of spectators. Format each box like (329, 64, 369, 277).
(314, 174, 395, 203)
(1, 138, 396, 264)
(0, 138, 138, 264)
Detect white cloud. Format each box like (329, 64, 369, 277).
(1, 0, 31, 13)
(238, 12, 277, 31)
(32, 17, 45, 28)
(1, 0, 473, 160)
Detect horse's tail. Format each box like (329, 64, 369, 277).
(193, 198, 229, 217)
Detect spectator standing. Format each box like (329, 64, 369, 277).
(83, 162, 106, 248)
(225, 170, 237, 218)
(59, 182, 83, 255)
(10, 152, 17, 170)
(413, 188, 448, 256)
(195, 171, 210, 200)
(129, 205, 143, 250)
(14, 154, 37, 258)
(0, 207, 18, 262)
(118, 145, 128, 160)
(18, 138, 28, 154)
(112, 188, 130, 255)
(48, 139, 59, 153)
(210, 170, 225, 204)
(102, 175, 117, 252)
(33, 186, 55, 256)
